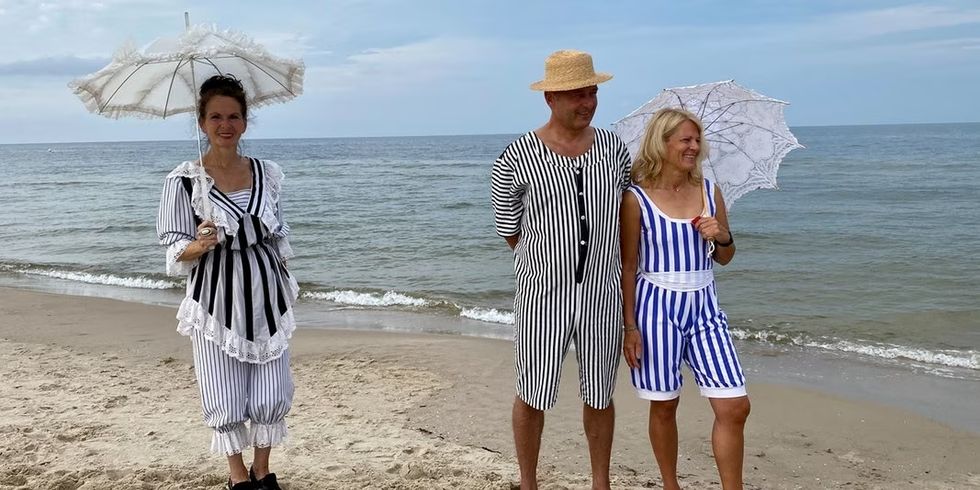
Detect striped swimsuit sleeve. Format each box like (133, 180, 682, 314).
(157, 176, 199, 277)
(614, 134, 633, 191)
(490, 145, 524, 237)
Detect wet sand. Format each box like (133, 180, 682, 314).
(1, 287, 977, 489)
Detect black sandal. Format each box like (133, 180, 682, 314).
(250, 466, 282, 490)
(228, 478, 255, 490)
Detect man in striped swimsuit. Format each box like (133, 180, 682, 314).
(491, 50, 631, 490)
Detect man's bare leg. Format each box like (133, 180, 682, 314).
(583, 402, 615, 490)
(513, 396, 545, 490)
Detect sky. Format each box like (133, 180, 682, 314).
(0, 0, 978, 144)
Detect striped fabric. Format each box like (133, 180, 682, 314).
(491, 128, 632, 410)
(191, 328, 293, 455)
(157, 158, 298, 364)
(225, 188, 251, 209)
(627, 181, 746, 400)
(633, 182, 715, 273)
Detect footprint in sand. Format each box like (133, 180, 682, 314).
(400, 462, 428, 480)
(104, 395, 128, 409)
(838, 450, 864, 465)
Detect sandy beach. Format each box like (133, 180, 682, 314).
(0, 287, 977, 489)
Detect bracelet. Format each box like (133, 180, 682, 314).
(715, 232, 734, 247)
(623, 325, 638, 332)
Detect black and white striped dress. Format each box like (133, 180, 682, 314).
(491, 128, 632, 410)
(157, 158, 298, 364)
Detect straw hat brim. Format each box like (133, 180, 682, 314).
(529, 72, 613, 92)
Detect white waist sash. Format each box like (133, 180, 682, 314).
(639, 270, 714, 292)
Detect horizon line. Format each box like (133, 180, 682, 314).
(4, 120, 979, 146)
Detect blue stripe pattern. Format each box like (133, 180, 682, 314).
(627, 180, 745, 395)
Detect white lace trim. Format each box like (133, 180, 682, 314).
(256, 160, 287, 243)
(175, 270, 298, 364)
(211, 423, 250, 456)
(209, 422, 288, 455)
(165, 239, 194, 277)
(250, 422, 288, 448)
(166, 161, 229, 233)
(166, 159, 288, 241)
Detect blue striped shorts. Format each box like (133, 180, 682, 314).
(631, 280, 746, 400)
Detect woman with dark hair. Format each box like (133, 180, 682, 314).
(156, 74, 297, 490)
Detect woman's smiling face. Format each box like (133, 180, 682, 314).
(664, 119, 701, 171)
(199, 95, 246, 149)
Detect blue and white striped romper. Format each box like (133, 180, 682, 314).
(627, 180, 746, 400)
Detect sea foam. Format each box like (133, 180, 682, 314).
(460, 307, 515, 325)
(16, 267, 179, 290)
(303, 290, 430, 307)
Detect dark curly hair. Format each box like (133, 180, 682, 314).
(197, 74, 248, 121)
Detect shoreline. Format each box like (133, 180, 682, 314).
(1, 286, 979, 489)
(3, 276, 979, 435)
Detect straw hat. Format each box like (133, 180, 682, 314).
(530, 50, 613, 91)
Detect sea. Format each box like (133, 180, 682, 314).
(1, 123, 978, 431)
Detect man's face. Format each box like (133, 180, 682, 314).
(546, 85, 598, 131)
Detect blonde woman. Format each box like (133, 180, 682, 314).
(620, 108, 750, 490)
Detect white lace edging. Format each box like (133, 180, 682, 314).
(166, 161, 233, 235)
(250, 422, 288, 448)
(175, 277, 298, 364)
(257, 160, 287, 241)
(165, 239, 195, 277)
(165, 159, 289, 241)
(211, 423, 250, 456)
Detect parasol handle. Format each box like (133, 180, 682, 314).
(700, 183, 716, 256)
(185, 11, 213, 222)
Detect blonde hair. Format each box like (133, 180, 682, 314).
(631, 108, 708, 185)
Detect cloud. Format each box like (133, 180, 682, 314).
(307, 37, 504, 94)
(249, 30, 320, 59)
(36, 0, 106, 13)
(0, 56, 109, 76)
(604, 3, 980, 50)
(904, 36, 980, 51)
(782, 5, 980, 64)
(599, 3, 980, 69)
(817, 4, 980, 40)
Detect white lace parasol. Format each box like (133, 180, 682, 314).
(612, 80, 804, 209)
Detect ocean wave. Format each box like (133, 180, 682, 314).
(731, 327, 978, 371)
(804, 339, 979, 370)
(730, 328, 805, 344)
(14, 267, 180, 290)
(302, 287, 518, 325)
(460, 307, 515, 325)
(303, 290, 430, 307)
